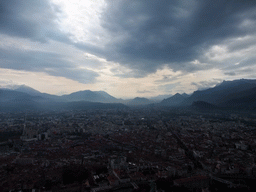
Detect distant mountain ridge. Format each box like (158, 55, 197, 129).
(149, 94, 173, 101)
(126, 97, 153, 106)
(0, 90, 127, 112)
(160, 93, 187, 106)
(181, 79, 256, 110)
(14, 85, 64, 102)
(61, 90, 120, 103)
(2, 79, 256, 111)
(9, 85, 122, 103)
(0, 89, 36, 102)
(14, 85, 42, 96)
(0, 86, 127, 112)
(182, 79, 256, 106)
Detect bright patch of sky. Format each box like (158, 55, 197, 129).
(51, 0, 108, 45)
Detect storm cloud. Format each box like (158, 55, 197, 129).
(0, 0, 69, 42)
(0, 48, 99, 83)
(99, 0, 256, 74)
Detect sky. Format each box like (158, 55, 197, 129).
(1, 0, 256, 98)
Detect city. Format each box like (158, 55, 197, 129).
(1, 107, 256, 191)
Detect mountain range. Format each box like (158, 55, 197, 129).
(1, 79, 256, 111)
(0, 86, 127, 112)
(181, 79, 256, 110)
(160, 93, 189, 106)
(126, 97, 153, 106)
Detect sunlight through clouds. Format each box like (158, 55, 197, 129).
(51, 0, 108, 45)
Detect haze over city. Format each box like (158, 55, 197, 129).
(1, 0, 256, 98)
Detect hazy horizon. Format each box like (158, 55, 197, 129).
(0, 83, 177, 99)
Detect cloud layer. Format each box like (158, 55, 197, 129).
(100, 0, 256, 74)
(1, 0, 256, 97)
(0, 0, 66, 42)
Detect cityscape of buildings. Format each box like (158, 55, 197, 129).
(1, 108, 256, 191)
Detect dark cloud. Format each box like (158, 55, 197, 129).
(47, 67, 99, 84)
(227, 36, 256, 52)
(154, 74, 181, 83)
(100, 0, 256, 75)
(191, 79, 223, 90)
(137, 90, 152, 94)
(223, 62, 256, 78)
(110, 67, 146, 78)
(0, 0, 69, 42)
(223, 56, 256, 72)
(224, 72, 236, 76)
(0, 48, 99, 83)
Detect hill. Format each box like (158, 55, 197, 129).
(182, 79, 256, 106)
(0, 88, 127, 112)
(13, 85, 64, 102)
(9, 85, 121, 103)
(61, 90, 120, 103)
(220, 86, 256, 110)
(191, 101, 219, 110)
(160, 93, 187, 106)
(127, 97, 153, 106)
(149, 94, 173, 102)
